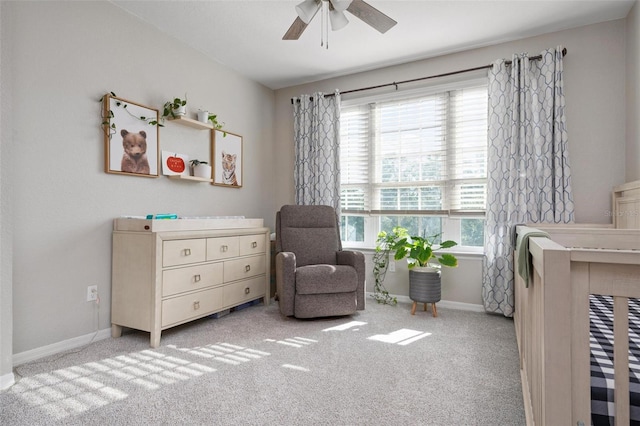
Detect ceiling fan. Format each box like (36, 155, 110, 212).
(283, 0, 397, 43)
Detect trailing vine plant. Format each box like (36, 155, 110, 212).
(372, 230, 398, 305)
(208, 113, 227, 137)
(99, 92, 161, 138)
(207, 113, 224, 130)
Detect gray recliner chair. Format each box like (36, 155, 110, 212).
(275, 205, 365, 318)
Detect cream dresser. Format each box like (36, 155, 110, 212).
(111, 217, 270, 348)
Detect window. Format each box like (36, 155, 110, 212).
(339, 80, 488, 250)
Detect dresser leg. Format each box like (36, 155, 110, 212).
(112, 324, 122, 338)
(150, 331, 161, 348)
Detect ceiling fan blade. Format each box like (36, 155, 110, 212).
(283, 16, 309, 40)
(346, 0, 397, 34)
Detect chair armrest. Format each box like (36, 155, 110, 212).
(337, 250, 366, 311)
(275, 251, 296, 316)
(336, 250, 362, 267)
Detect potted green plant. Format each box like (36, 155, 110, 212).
(162, 95, 187, 121)
(375, 226, 458, 316)
(189, 159, 211, 179)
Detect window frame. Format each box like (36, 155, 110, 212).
(339, 77, 488, 252)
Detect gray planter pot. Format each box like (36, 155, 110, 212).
(409, 269, 441, 304)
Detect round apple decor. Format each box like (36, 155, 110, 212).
(166, 155, 185, 174)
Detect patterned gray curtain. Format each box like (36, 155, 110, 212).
(482, 47, 575, 317)
(292, 91, 341, 213)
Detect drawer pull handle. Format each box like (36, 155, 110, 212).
(251, 241, 257, 248)
(184, 248, 191, 256)
(221, 245, 228, 252)
(193, 301, 200, 310)
(245, 265, 251, 272)
(245, 287, 250, 295)
(194, 274, 201, 283)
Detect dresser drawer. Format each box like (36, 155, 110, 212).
(162, 263, 224, 297)
(239, 234, 266, 256)
(223, 276, 265, 307)
(162, 286, 223, 327)
(163, 239, 206, 267)
(224, 255, 266, 282)
(207, 236, 240, 261)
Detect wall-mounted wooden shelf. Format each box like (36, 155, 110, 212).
(167, 175, 212, 183)
(164, 116, 213, 184)
(167, 115, 213, 130)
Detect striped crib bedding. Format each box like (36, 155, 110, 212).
(590, 294, 640, 425)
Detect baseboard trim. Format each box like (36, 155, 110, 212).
(0, 371, 15, 390)
(13, 328, 112, 366)
(367, 292, 485, 313)
(436, 299, 485, 312)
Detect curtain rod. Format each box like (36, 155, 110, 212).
(290, 48, 567, 103)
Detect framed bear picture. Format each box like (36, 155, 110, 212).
(211, 129, 243, 188)
(102, 94, 160, 177)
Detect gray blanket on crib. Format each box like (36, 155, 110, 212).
(516, 226, 550, 287)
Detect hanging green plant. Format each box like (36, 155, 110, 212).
(207, 113, 227, 136)
(207, 113, 223, 129)
(372, 231, 398, 305)
(99, 92, 161, 138)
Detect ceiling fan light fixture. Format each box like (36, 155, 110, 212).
(283, 0, 396, 44)
(329, 0, 353, 13)
(329, 9, 349, 31)
(295, 0, 320, 24)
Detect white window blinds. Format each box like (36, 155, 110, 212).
(340, 105, 371, 211)
(340, 84, 488, 216)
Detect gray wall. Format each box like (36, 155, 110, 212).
(1, 1, 276, 356)
(627, 1, 639, 181)
(274, 18, 629, 301)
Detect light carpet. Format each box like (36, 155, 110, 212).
(1, 300, 525, 425)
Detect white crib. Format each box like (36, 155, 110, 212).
(514, 180, 640, 425)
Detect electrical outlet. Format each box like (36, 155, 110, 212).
(388, 260, 395, 272)
(87, 285, 98, 302)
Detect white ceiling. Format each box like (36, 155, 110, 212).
(112, 0, 636, 90)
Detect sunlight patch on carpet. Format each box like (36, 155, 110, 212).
(264, 337, 318, 348)
(367, 329, 431, 345)
(322, 321, 367, 332)
(167, 343, 271, 364)
(282, 364, 311, 372)
(11, 348, 216, 421)
(243, 348, 271, 356)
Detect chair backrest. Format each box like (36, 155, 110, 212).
(276, 205, 342, 267)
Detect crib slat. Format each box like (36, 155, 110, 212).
(571, 262, 591, 424)
(613, 296, 630, 426)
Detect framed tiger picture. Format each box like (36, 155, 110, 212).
(211, 129, 242, 188)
